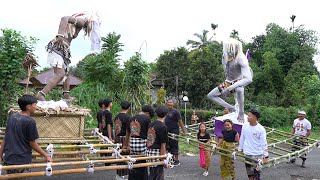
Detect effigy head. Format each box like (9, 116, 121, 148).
(223, 38, 243, 61)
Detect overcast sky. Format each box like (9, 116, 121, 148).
(1, 0, 319, 70)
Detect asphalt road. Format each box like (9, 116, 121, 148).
(11, 147, 320, 180)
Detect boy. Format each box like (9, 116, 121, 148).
(97, 98, 105, 132)
(124, 105, 154, 180)
(102, 98, 113, 142)
(114, 100, 131, 178)
(146, 105, 168, 180)
(238, 109, 268, 180)
(0, 95, 52, 176)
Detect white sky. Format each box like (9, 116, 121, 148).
(0, 0, 319, 70)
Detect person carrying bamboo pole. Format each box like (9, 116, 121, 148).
(238, 109, 268, 180)
(146, 105, 169, 180)
(124, 105, 154, 180)
(289, 110, 312, 168)
(0, 95, 53, 177)
(114, 100, 131, 178)
(218, 119, 240, 180)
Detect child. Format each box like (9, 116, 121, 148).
(197, 122, 211, 176)
(114, 100, 131, 178)
(97, 98, 105, 132)
(0, 95, 53, 175)
(218, 119, 240, 180)
(146, 105, 168, 180)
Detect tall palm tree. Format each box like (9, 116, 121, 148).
(211, 23, 218, 40)
(290, 15, 296, 31)
(186, 29, 211, 49)
(230, 29, 239, 39)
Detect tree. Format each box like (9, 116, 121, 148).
(211, 23, 218, 40)
(185, 42, 224, 108)
(0, 29, 37, 125)
(186, 30, 212, 49)
(101, 32, 124, 60)
(123, 53, 151, 113)
(230, 29, 239, 39)
(290, 15, 296, 31)
(155, 47, 189, 97)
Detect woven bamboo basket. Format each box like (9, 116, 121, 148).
(8, 107, 90, 144)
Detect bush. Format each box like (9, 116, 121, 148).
(258, 106, 297, 128)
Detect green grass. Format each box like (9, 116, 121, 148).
(179, 141, 199, 155)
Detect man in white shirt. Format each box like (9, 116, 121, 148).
(289, 110, 312, 167)
(238, 109, 268, 180)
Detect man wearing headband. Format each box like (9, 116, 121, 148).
(207, 38, 252, 122)
(289, 110, 312, 167)
(36, 12, 101, 101)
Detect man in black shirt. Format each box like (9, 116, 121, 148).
(96, 99, 105, 132)
(114, 100, 131, 178)
(102, 98, 113, 141)
(124, 105, 154, 180)
(146, 105, 169, 180)
(0, 95, 52, 175)
(165, 99, 186, 166)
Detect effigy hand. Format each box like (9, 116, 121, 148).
(54, 36, 65, 47)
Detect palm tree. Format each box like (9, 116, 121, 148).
(290, 15, 296, 31)
(211, 23, 218, 40)
(186, 29, 212, 49)
(230, 29, 239, 39)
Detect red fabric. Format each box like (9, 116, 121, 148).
(199, 144, 206, 168)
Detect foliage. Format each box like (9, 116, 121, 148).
(156, 87, 166, 105)
(123, 53, 151, 114)
(186, 29, 212, 49)
(185, 42, 224, 108)
(0, 29, 37, 126)
(155, 47, 189, 97)
(70, 82, 121, 128)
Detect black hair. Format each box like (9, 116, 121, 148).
(155, 105, 168, 118)
(249, 109, 260, 119)
(120, 100, 131, 110)
(98, 99, 104, 108)
(18, 95, 37, 111)
(142, 105, 155, 118)
(197, 122, 207, 139)
(103, 98, 112, 107)
(223, 119, 233, 125)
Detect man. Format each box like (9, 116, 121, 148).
(165, 99, 187, 166)
(124, 105, 154, 180)
(146, 105, 169, 180)
(114, 100, 131, 178)
(207, 38, 253, 122)
(0, 95, 53, 177)
(238, 109, 268, 180)
(103, 98, 113, 142)
(289, 110, 311, 167)
(36, 12, 101, 101)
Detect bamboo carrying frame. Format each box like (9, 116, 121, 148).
(8, 108, 88, 144)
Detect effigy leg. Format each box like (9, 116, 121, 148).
(207, 87, 235, 111)
(235, 86, 245, 123)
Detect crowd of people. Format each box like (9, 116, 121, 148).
(0, 95, 312, 180)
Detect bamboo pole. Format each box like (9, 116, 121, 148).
(32, 149, 122, 156)
(0, 161, 167, 179)
(2, 155, 167, 170)
(32, 155, 144, 163)
(38, 143, 120, 149)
